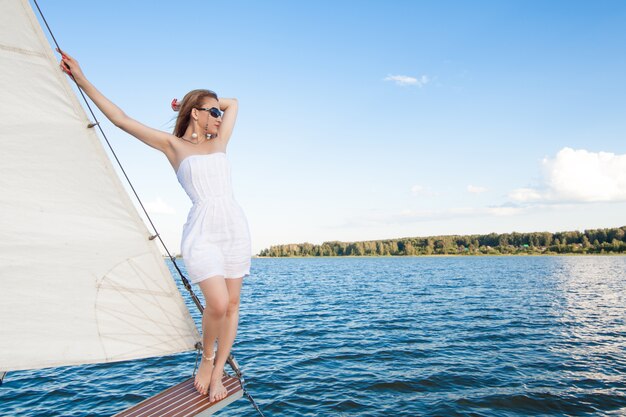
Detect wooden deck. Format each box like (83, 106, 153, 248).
(113, 374, 243, 417)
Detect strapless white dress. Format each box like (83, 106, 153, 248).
(176, 152, 251, 283)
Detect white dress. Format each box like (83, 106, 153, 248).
(177, 152, 251, 283)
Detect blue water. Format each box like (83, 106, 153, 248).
(1, 256, 625, 416)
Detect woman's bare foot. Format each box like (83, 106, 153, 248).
(209, 365, 228, 402)
(194, 351, 215, 395)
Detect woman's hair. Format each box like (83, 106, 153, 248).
(173, 89, 219, 137)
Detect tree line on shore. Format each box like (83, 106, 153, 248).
(257, 226, 626, 257)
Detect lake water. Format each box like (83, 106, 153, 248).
(1, 256, 625, 416)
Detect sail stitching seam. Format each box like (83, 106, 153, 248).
(0, 44, 45, 56)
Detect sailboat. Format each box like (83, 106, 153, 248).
(0, 0, 262, 415)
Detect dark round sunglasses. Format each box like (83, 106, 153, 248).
(196, 107, 223, 118)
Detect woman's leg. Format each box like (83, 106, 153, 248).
(209, 277, 243, 402)
(194, 275, 228, 396)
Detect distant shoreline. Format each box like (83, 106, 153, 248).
(257, 226, 626, 257)
(169, 252, 626, 259)
(252, 253, 626, 258)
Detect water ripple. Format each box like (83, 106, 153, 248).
(1, 256, 625, 416)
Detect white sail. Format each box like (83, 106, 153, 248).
(0, 0, 201, 372)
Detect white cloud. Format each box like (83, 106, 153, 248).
(384, 74, 429, 87)
(509, 187, 542, 202)
(467, 185, 487, 194)
(543, 148, 626, 202)
(449, 207, 478, 215)
(145, 197, 176, 215)
(399, 208, 430, 217)
(336, 147, 626, 233)
(411, 184, 438, 196)
(486, 206, 525, 216)
(510, 147, 626, 203)
(350, 205, 525, 226)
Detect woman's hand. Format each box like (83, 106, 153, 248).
(54, 48, 174, 155)
(57, 48, 86, 85)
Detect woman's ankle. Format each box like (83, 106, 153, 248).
(211, 362, 225, 375)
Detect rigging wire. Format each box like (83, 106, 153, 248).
(32, 0, 201, 310)
(31, 1, 266, 415)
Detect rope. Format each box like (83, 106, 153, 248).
(190, 348, 266, 417)
(32, 0, 201, 308)
(32, 2, 266, 416)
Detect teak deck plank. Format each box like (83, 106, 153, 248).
(114, 374, 243, 417)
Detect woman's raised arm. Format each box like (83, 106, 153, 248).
(216, 97, 238, 144)
(58, 49, 173, 154)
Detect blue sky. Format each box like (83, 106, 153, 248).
(36, 1, 626, 255)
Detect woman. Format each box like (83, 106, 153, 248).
(59, 50, 251, 403)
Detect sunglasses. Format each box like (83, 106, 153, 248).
(196, 107, 223, 118)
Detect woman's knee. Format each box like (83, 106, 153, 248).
(226, 298, 240, 316)
(198, 276, 229, 317)
(205, 298, 229, 318)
